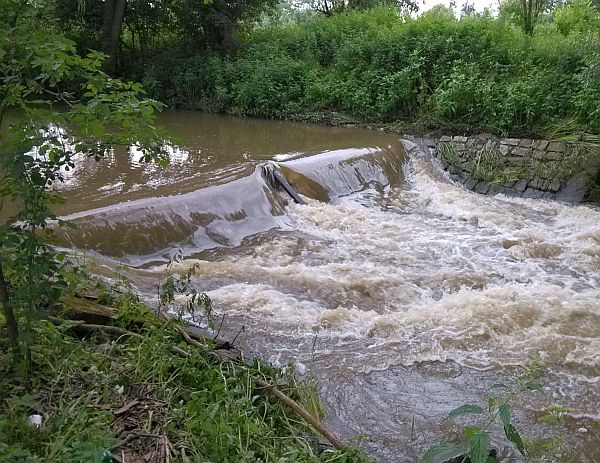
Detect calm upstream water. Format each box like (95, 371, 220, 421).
(56, 111, 600, 461)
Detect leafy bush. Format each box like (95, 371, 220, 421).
(142, 6, 600, 137)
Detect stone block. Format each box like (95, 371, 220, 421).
(498, 144, 510, 156)
(533, 150, 546, 160)
(453, 136, 468, 143)
(519, 139, 533, 148)
(513, 147, 530, 157)
(440, 136, 452, 142)
(514, 180, 528, 192)
(485, 140, 497, 151)
(464, 178, 477, 190)
(475, 181, 490, 194)
(503, 138, 520, 146)
(530, 177, 544, 189)
(537, 140, 549, 150)
(522, 188, 545, 199)
(502, 180, 516, 189)
(547, 141, 567, 153)
(548, 179, 561, 192)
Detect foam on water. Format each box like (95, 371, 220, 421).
(154, 154, 600, 385)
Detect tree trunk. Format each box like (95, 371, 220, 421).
(0, 257, 19, 348)
(102, 0, 127, 74)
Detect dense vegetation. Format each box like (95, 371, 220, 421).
(0, 282, 370, 463)
(139, 4, 600, 138)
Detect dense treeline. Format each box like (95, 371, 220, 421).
(140, 5, 600, 137)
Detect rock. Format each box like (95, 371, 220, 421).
(513, 147, 530, 157)
(453, 135, 468, 143)
(548, 141, 567, 152)
(498, 144, 510, 156)
(514, 179, 528, 192)
(464, 178, 477, 190)
(548, 179, 561, 192)
(475, 181, 490, 194)
(503, 138, 520, 146)
(523, 188, 545, 199)
(537, 140, 549, 150)
(519, 139, 533, 148)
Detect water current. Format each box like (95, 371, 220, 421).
(54, 111, 600, 462)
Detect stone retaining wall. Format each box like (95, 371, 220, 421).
(421, 135, 600, 202)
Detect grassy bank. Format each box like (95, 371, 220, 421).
(140, 7, 600, 139)
(0, 287, 370, 463)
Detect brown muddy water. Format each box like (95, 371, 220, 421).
(54, 111, 599, 462)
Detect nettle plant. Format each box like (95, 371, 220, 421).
(423, 376, 542, 463)
(0, 0, 169, 365)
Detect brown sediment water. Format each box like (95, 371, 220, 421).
(50, 112, 600, 461)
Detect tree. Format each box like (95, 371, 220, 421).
(498, 0, 554, 34)
(299, 0, 419, 16)
(0, 0, 168, 357)
(521, 0, 547, 33)
(102, 0, 128, 73)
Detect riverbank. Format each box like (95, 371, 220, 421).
(0, 279, 371, 463)
(140, 7, 600, 140)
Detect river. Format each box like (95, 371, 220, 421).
(54, 111, 600, 462)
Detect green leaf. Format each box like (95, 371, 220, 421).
(498, 403, 511, 426)
(467, 430, 491, 463)
(422, 442, 463, 463)
(448, 404, 484, 419)
(504, 423, 526, 456)
(523, 381, 542, 391)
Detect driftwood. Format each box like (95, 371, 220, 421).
(49, 308, 345, 451)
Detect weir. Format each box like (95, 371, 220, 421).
(49, 113, 600, 462)
(56, 144, 405, 265)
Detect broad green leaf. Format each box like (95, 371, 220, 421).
(467, 430, 491, 463)
(422, 442, 463, 463)
(504, 423, 526, 456)
(448, 404, 484, 419)
(498, 403, 511, 426)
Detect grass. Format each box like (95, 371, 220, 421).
(0, 286, 372, 463)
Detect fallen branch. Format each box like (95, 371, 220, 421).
(50, 314, 345, 451)
(257, 379, 344, 450)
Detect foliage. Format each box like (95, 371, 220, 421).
(141, 7, 600, 138)
(553, 0, 600, 35)
(422, 362, 545, 463)
(0, 0, 168, 359)
(0, 288, 372, 463)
